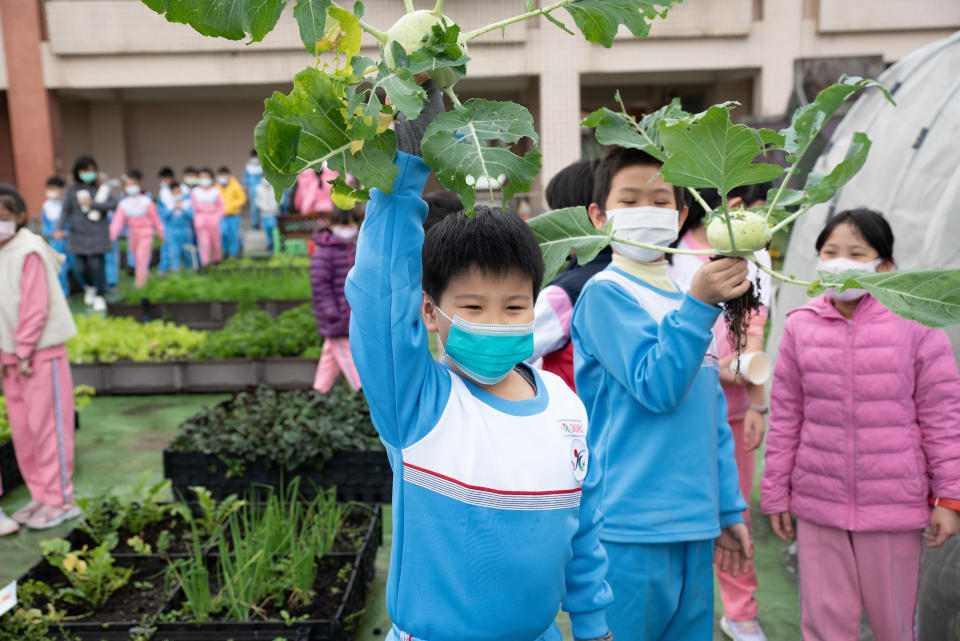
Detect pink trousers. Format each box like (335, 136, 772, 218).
(313, 337, 361, 393)
(715, 418, 759, 620)
(194, 214, 222, 265)
(797, 518, 923, 641)
(2, 356, 75, 506)
(129, 227, 156, 288)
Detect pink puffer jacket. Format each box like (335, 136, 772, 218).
(761, 294, 960, 532)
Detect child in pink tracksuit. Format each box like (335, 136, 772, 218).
(310, 209, 361, 392)
(0, 184, 80, 533)
(109, 170, 165, 288)
(190, 167, 225, 265)
(762, 208, 960, 641)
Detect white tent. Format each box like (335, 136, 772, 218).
(768, 31, 960, 365)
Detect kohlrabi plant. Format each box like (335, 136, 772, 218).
(534, 76, 960, 335)
(141, 0, 680, 211)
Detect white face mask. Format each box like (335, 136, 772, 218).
(817, 256, 883, 301)
(607, 206, 679, 262)
(217, 176, 229, 186)
(0, 220, 17, 242)
(124, 184, 141, 196)
(46, 190, 62, 201)
(198, 177, 213, 188)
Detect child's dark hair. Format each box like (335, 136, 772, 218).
(126, 169, 143, 181)
(816, 208, 894, 261)
(183, 166, 198, 175)
(423, 191, 463, 233)
(592, 147, 686, 212)
(158, 166, 175, 179)
(250, 149, 258, 157)
(547, 159, 598, 210)
(198, 167, 214, 178)
(423, 205, 545, 302)
(0, 184, 26, 219)
(329, 207, 359, 227)
(217, 166, 231, 175)
(46, 176, 65, 188)
(71, 154, 98, 183)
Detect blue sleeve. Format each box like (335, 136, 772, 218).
(562, 446, 613, 640)
(345, 152, 451, 450)
(573, 280, 722, 414)
(716, 382, 747, 528)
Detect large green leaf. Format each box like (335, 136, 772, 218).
(422, 99, 541, 213)
(561, 0, 680, 47)
(816, 270, 960, 329)
(392, 21, 470, 78)
(293, 0, 331, 54)
(775, 131, 872, 209)
(369, 58, 427, 120)
(529, 207, 611, 287)
(659, 103, 784, 198)
(781, 76, 894, 163)
(141, 0, 285, 43)
(254, 66, 398, 200)
(582, 96, 687, 161)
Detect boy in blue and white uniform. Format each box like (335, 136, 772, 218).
(41, 176, 78, 296)
(346, 81, 613, 641)
(572, 147, 753, 640)
(158, 181, 196, 271)
(243, 150, 264, 230)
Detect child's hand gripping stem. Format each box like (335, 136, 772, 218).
(688, 257, 751, 306)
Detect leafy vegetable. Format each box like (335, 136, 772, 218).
(122, 266, 310, 304)
(39, 537, 133, 613)
(528, 206, 609, 286)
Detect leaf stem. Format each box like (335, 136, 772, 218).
(686, 187, 712, 214)
(610, 237, 716, 256)
(764, 168, 795, 222)
(463, 0, 578, 41)
(770, 204, 812, 235)
(719, 201, 739, 254)
(752, 259, 814, 287)
(404, 0, 416, 13)
(357, 19, 388, 44)
(444, 86, 463, 108)
(296, 142, 354, 171)
(432, 0, 444, 15)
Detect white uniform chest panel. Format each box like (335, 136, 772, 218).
(402, 372, 588, 510)
(595, 271, 719, 362)
(123, 196, 151, 218)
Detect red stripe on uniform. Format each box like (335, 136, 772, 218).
(402, 462, 581, 496)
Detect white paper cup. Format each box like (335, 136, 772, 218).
(730, 351, 771, 385)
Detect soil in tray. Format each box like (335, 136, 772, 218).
(70, 517, 203, 556)
(26, 556, 170, 623)
(165, 554, 353, 622)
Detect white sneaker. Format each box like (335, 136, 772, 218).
(11, 499, 43, 524)
(25, 503, 82, 530)
(83, 286, 97, 306)
(92, 296, 107, 313)
(0, 508, 19, 536)
(721, 617, 768, 641)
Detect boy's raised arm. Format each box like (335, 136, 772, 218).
(345, 82, 450, 450)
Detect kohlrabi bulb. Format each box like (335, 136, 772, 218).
(384, 10, 468, 90)
(706, 207, 772, 255)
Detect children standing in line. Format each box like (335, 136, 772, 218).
(217, 166, 247, 258)
(669, 183, 773, 641)
(243, 150, 264, 230)
(571, 146, 752, 640)
(529, 158, 609, 391)
(310, 209, 361, 392)
(346, 80, 613, 641)
(254, 178, 280, 252)
(762, 209, 960, 641)
(191, 168, 224, 266)
(0, 184, 80, 532)
(159, 182, 196, 272)
(109, 170, 165, 288)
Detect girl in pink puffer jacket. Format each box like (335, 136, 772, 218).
(762, 209, 960, 641)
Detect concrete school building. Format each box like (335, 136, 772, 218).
(0, 0, 957, 215)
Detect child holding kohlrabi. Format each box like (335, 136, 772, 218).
(762, 208, 960, 641)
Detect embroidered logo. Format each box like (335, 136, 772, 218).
(570, 438, 588, 483)
(559, 420, 585, 437)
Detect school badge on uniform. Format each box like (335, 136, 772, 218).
(570, 438, 588, 483)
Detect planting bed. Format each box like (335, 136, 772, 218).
(106, 299, 310, 330)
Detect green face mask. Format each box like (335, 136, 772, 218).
(79, 171, 98, 184)
(434, 305, 535, 385)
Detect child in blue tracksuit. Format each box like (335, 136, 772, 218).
(41, 176, 79, 296)
(243, 150, 263, 230)
(254, 179, 279, 252)
(571, 147, 752, 641)
(345, 81, 613, 641)
(158, 182, 196, 271)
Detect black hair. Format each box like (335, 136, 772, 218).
(815, 208, 894, 261)
(329, 207, 360, 227)
(72, 154, 98, 184)
(126, 169, 143, 181)
(217, 166, 231, 175)
(423, 205, 545, 303)
(547, 158, 598, 210)
(0, 184, 27, 225)
(183, 166, 198, 175)
(250, 149, 258, 157)
(158, 166, 175, 179)
(198, 167, 214, 178)
(46, 176, 65, 188)
(592, 147, 686, 213)
(423, 191, 463, 233)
